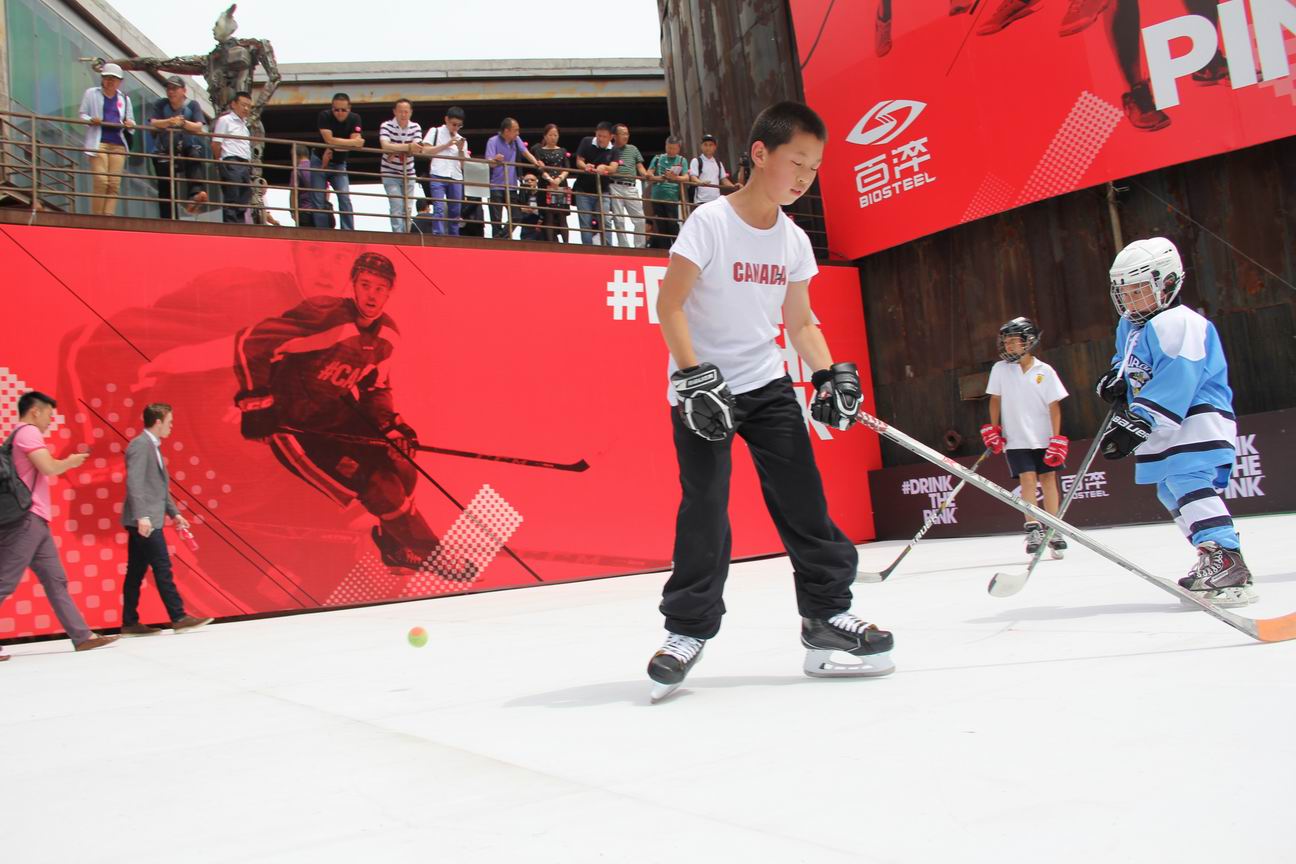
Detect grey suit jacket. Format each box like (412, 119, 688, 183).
(121, 432, 179, 528)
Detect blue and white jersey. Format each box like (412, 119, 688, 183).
(1111, 305, 1235, 484)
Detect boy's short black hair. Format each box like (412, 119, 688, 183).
(17, 390, 55, 417)
(747, 101, 827, 153)
(446, 106, 465, 122)
(331, 92, 350, 104)
(595, 121, 614, 133)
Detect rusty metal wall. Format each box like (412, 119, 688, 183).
(656, 0, 803, 162)
(861, 136, 1296, 467)
(657, 0, 827, 245)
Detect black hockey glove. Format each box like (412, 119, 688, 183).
(671, 363, 736, 442)
(810, 362, 862, 431)
(382, 418, 419, 458)
(234, 389, 278, 441)
(1094, 367, 1128, 404)
(1100, 406, 1151, 460)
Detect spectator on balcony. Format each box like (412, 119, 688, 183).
(77, 63, 136, 217)
(485, 117, 544, 239)
(688, 133, 735, 206)
(514, 173, 545, 241)
(379, 99, 424, 233)
(532, 123, 571, 243)
(609, 124, 649, 248)
(646, 135, 688, 248)
(420, 106, 469, 236)
(293, 154, 332, 228)
(211, 91, 254, 224)
(146, 76, 207, 219)
(410, 197, 438, 235)
(460, 196, 485, 238)
(313, 92, 363, 230)
(573, 121, 619, 245)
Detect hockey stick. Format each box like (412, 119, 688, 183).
(857, 447, 993, 583)
(854, 410, 1296, 643)
(276, 427, 589, 472)
(988, 405, 1118, 597)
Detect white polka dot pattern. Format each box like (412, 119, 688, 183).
(0, 367, 65, 438)
(959, 174, 1015, 225)
(1016, 91, 1123, 207)
(324, 484, 523, 606)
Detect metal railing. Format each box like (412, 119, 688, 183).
(0, 108, 830, 255)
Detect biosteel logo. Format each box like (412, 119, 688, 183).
(846, 99, 927, 146)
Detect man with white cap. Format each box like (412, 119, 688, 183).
(77, 62, 136, 216)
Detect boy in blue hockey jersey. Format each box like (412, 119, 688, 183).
(1096, 237, 1255, 607)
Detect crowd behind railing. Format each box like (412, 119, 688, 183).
(0, 68, 826, 252)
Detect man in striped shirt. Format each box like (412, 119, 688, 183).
(379, 99, 424, 232)
(609, 124, 649, 248)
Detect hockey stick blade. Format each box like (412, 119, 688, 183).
(855, 410, 1296, 643)
(855, 557, 900, 584)
(988, 407, 1117, 598)
(858, 447, 993, 584)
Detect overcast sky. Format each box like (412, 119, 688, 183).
(106, 0, 663, 63)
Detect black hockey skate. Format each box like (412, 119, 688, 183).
(373, 525, 427, 569)
(801, 613, 895, 678)
(371, 526, 478, 581)
(1178, 542, 1257, 608)
(648, 633, 705, 703)
(1024, 521, 1045, 555)
(1048, 534, 1067, 560)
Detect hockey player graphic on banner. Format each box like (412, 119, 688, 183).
(233, 251, 475, 580)
(48, 242, 367, 616)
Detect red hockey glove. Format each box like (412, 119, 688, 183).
(1044, 435, 1068, 467)
(980, 424, 1005, 454)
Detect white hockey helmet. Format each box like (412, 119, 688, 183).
(1109, 237, 1184, 324)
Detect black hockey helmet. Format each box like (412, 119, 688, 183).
(350, 251, 397, 287)
(998, 317, 1041, 361)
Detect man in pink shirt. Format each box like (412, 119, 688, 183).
(0, 391, 118, 660)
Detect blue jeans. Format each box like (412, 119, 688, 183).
(309, 154, 354, 230)
(382, 175, 418, 233)
(574, 192, 612, 245)
(425, 177, 462, 236)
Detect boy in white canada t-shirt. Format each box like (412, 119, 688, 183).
(982, 317, 1070, 557)
(644, 101, 895, 702)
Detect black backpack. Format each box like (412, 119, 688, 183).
(0, 424, 35, 527)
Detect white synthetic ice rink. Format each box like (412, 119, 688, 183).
(4, 513, 1294, 863)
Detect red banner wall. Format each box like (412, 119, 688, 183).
(0, 225, 879, 639)
(790, 0, 1296, 258)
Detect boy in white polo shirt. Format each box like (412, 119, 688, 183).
(982, 317, 1070, 556)
(646, 102, 895, 702)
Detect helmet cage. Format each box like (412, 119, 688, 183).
(1110, 269, 1180, 324)
(998, 318, 1041, 362)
